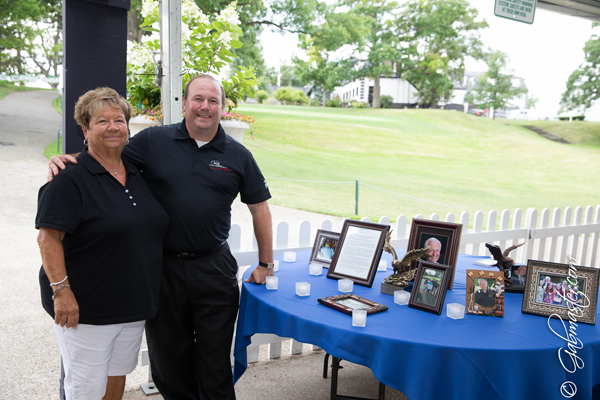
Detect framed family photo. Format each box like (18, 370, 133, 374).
(309, 229, 340, 268)
(466, 270, 505, 317)
(327, 220, 390, 288)
(521, 259, 599, 325)
(407, 219, 463, 289)
(318, 294, 389, 315)
(408, 262, 452, 315)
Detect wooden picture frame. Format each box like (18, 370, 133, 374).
(309, 229, 340, 268)
(466, 270, 505, 317)
(521, 259, 599, 325)
(326, 220, 390, 288)
(407, 219, 463, 289)
(318, 293, 389, 315)
(408, 262, 452, 315)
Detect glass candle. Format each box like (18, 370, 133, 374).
(283, 251, 296, 262)
(394, 290, 410, 305)
(265, 276, 278, 290)
(378, 259, 388, 271)
(352, 309, 367, 327)
(338, 279, 353, 293)
(447, 303, 465, 319)
(309, 262, 323, 276)
(295, 282, 310, 296)
(273, 260, 279, 272)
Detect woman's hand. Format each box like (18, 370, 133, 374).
(53, 287, 80, 328)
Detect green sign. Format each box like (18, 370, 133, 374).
(494, 0, 536, 24)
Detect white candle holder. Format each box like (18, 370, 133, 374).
(394, 290, 410, 305)
(338, 279, 353, 293)
(377, 259, 388, 271)
(309, 263, 323, 276)
(295, 282, 310, 296)
(266, 276, 278, 290)
(352, 309, 367, 327)
(273, 260, 279, 272)
(447, 303, 465, 319)
(283, 251, 296, 262)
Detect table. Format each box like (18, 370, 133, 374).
(233, 251, 600, 400)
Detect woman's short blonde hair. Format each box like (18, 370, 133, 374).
(74, 87, 132, 130)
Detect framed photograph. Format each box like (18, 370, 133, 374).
(466, 270, 505, 317)
(318, 294, 389, 315)
(327, 220, 390, 288)
(521, 259, 599, 325)
(309, 229, 340, 268)
(407, 219, 463, 289)
(505, 263, 528, 293)
(408, 262, 452, 315)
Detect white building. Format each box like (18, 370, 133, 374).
(333, 77, 419, 106)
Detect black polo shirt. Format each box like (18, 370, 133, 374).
(36, 150, 169, 325)
(123, 120, 271, 253)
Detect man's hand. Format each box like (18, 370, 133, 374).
(244, 265, 274, 285)
(48, 154, 78, 182)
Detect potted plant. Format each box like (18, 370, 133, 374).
(127, 0, 258, 140)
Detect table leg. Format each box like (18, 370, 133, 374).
(328, 355, 386, 400)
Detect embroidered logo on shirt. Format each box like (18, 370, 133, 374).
(264, 179, 268, 189)
(209, 160, 231, 171)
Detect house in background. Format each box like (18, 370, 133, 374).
(333, 77, 419, 107)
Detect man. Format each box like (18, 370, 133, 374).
(49, 75, 274, 400)
(474, 278, 495, 308)
(424, 237, 442, 264)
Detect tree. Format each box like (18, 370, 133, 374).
(341, 0, 401, 108)
(397, 0, 487, 108)
(0, 0, 42, 76)
(560, 24, 600, 112)
(279, 63, 302, 87)
(469, 50, 527, 117)
(293, 7, 365, 106)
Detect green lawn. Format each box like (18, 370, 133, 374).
(236, 104, 600, 222)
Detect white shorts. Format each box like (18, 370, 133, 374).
(53, 320, 145, 400)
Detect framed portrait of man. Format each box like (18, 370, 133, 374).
(466, 270, 505, 318)
(407, 219, 462, 289)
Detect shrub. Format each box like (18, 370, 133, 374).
(326, 97, 341, 107)
(309, 98, 320, 106)
(351, 101, 368, 108)
(380, 95, 394, 108)
(274, 87, 293, 104)
(291, 90, 308, 105)
(559, 115, 585, 121)
(256, 90, 269, 104)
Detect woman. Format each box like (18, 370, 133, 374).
(552, 283, 563, 305)
(36, 88, 169, 399)
(543, 278, 554, 304)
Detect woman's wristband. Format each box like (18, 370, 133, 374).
(52, 284, 71, 301)
(49, 275, 68, 287)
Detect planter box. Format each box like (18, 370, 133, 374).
(221, 120, 250, 143)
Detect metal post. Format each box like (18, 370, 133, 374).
(160, 0, 182, 125)
(355, 180, 359, 216)
(57, 130, 61, 153)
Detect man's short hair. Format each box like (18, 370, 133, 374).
(424, 237, 441, 248)
(184, 74, 226, 105)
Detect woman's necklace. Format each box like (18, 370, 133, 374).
(100, 160, 122, 176)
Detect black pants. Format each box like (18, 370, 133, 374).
(146, 243, 239, 400)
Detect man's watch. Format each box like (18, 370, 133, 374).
(259, 261, 275, 269)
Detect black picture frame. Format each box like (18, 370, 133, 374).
(407, 219, 463, 289)
(408, 262, 452, 315)
(309, 229, 340, 268)
(326, 220, 390, 288)
(318, 294, 389, 315)
(521, 259, 599, 325)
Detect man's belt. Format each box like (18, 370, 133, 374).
(164, 241, 227, 259)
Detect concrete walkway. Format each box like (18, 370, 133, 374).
(0, 91, 407, 400)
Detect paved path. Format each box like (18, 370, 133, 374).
(0, 90, 405, 400)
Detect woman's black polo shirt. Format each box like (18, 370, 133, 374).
(36, 150, 169, 325)
(122, 120, 271, 254)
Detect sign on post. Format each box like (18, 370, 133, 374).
(494, 0, 537, 24)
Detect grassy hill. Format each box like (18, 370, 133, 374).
(236, 104, 600, 222)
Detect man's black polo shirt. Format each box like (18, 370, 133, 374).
(123, 119, 271, 254)
(36, 150, 169, 324)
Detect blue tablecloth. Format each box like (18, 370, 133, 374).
(233, 251, 600, 400)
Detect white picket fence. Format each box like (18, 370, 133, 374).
(229, 205, 600, 364)
(140, 205, 600, 390)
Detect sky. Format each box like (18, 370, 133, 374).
(259, 0, 597, 116)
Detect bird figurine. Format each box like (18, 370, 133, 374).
(484, 242, 524, 287)
(382, 230, 431, 287)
